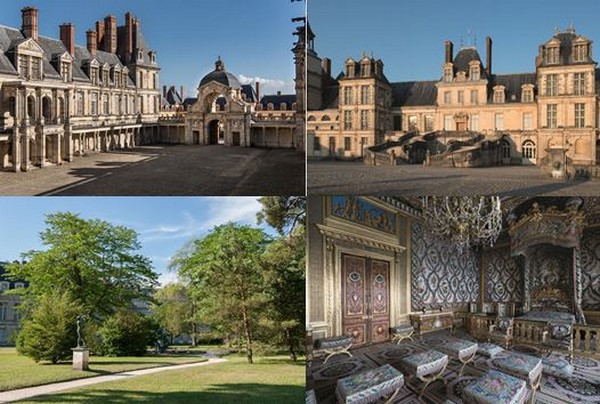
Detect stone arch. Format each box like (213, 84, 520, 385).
(42, 96, 52, 121)
(321, 115, 331, 121)
(307, 115, 316, 121)
(207, 119, 224, 145)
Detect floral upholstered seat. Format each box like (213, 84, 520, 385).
(542, 321, 573, 362)
(477, 342, 504, 358)
(488, 317, 514, 348)
(390, 323, 415, 344)
(438, 339, 478, 376)
(398, 350, 448, 397)
(462, 369, 527, 404)
(491, 352, 543, 403)
(315, 335, 354, 364)
(335, 364, 404, 404)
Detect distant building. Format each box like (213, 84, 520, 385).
(308, 26, 600, 168)
(0, 262, 26, 346)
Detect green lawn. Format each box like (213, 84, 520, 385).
(18, 354, 305, 403)
(0, 347, 207, 392)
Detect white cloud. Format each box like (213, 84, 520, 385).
(236, 74, 294, 95)
(157, 271, 180, 286)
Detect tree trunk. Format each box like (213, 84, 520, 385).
(191, 322, 197, 347)
(241, 304, 253, 364)
(285, 329, 297, 361)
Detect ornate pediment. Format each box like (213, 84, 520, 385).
(14, 38, 44, 56)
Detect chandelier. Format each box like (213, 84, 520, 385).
(421, 196, 502, 252)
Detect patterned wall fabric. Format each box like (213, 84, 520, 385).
(411, 222, 480, 310)
(484, 246, 522, 303)
(581, 227, 600, 310)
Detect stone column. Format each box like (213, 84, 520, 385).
(573, 247, 586, 324)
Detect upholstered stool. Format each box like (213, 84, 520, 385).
(306, 389, 317, 404)
(390, 323, 415, 344)
(491, 352, 543, 403)
(477, 342, 504, 358)
(398, 350, 448, 398)
(315, 335, 353, 364)
(335, 364, 404, 404)
(462, 369, 527, 404)
(438, 339, 478, 376)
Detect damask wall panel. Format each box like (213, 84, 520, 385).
(411, 222, 480, 310)
(581, 227, 600, 310)
(307, 196, 325, 323)
(484, 246, 521, 303)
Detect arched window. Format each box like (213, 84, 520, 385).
(501, 139, 511, 159)
(522, 140, 536, 159)
(27, 95, 35, 119)
(42, 97, 52, 120)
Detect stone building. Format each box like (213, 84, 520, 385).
(0, 262, 26, 346)
(0, 7, 161, 172)
(308, 27, 600, 168)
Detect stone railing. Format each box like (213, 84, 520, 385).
(512, 319, 547, 345)
(574, 323, 599, 357)
(467, 314, 496, 339)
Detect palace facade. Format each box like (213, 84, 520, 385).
(307, 26, 600, 168)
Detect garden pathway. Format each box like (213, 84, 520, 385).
(0, 357, 228, 403)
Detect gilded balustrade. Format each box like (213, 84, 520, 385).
(573, 323, 599, 357)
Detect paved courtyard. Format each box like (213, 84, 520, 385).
(308, 161, 600, 195)
(0, 145, 305, 196)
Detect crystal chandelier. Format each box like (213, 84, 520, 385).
(421, 196, 502, 252)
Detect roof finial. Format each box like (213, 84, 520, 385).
(554, 24, 559, 34)
(215, 56, 224, 71)
(567, 21, 575, 33)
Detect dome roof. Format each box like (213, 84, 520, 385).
(199, 58, 241, 89)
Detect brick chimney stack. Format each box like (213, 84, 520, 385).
(444, 40, 453, 64)
(255, 82, 260, 102)
(86, 29, 97, 56)
(322, 57, 331, 77)
(486, 36, 493, 77)
(96, 21, 105, 51)
(104, 15, 117, 54)
(125, 12, 134, 63)
(162, 85, 167, 98)
(59, 23, 75, 56)
(21, 7, 39, 40)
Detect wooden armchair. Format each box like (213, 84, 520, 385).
(542, 321, 574, 363)
(488, 317, 514, 348)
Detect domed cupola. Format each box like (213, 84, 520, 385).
(199, 57, 242, 89)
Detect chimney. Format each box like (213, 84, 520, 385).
(59, 23, 75, 56)
(104, 15, 117, 54)
(21, 7, 39, 40)
(133, 18, 141, 51)
(162, 85, 167, 98)
(277, 90, 282, 96)
(255, 82, 260, 101)
(180, 86, 184, 99)
(486, 36, 493, 77)
(125, 12, 134, 62)
(86, 29, 97, 56)
(322, 57, 331, 77)
(96, 21, 105, 50)
(444, 40, 453, 64)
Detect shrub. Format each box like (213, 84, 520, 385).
(16, 292, 82, 364)
(99, 311, 159, 356)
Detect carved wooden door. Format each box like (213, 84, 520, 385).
(341, 253, 390, 346)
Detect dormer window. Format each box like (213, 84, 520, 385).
(443, 66, 453, 82)
(280, 103, 287, 111)
(521, 85, 534, 102)
(546, 46, 559, 64)
(149, 51, 156, 64)
(345, 60, 356, 78)
(90, 67, 99, 86)
(18, 55, 43, 80)
(469, 62, 480, 80)
(574, 44, 588, 62)
(102, 68, 109, 86)
(493, 85, 505, 103)
(138, 50, 144, 61)
(361, 61, 371, 77)
(267, 102, 274, 111)
(61, 61, 71, 83)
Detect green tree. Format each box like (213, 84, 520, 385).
(152, 283, 195, 345)
(16, 291, 82, 363)
(99, 310, 159, 356)
(172, 223, 270, 364)
(257, 196, 306, 235)
(7, 212, 157, 318)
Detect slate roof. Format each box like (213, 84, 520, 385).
(260, 94, 296, 110)
(453, 47, 488, 79)
(541, 31, 595, 66)
(391, 81, 437, 107)
(241, 84, 257, 102)
(489, 73, 536, 103)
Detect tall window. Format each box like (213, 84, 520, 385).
(18, 55, 28, 77)
(522, 89, 533, 103)
(522, 140, 536, 159)
(344, 87, 353, 105)
(76, 92, 84, 116)
(344, 111, 352, 130)
(547, 47, 559, 64)
(494, 113, 504, 130)
(90, 67, 98, 86)
(470, 114, 479, 131)
(444, 91, 451, 104)
(575, 103, 585, 128)
(61, 62, 71, 82)
(344, 136, 352, 151)
(457, 90, 464, 104)
(91, 93, 98, 115)
(360, 110, 369, 130)
(470, 90, 478, 104)
(31, 57, 41, 80)
(313, 136, 321, 151)
(444, 67, 453, 82)
(502, 140, 511, 159)
(523, 112, 533, 130)
(408, 115, 418, 131)
(360, 86, 369, 104)
(470, 65, 480, 80)
(493, 88, 505, 104)
(547, 104, 557, 128)
(574, 44, 588, 62)
(424, 115, 433, 132)
(546, 74, 558, 96)
(574, 73, 585, 96)
(103, 94, 109, 115)
(443, 115, 453, 131)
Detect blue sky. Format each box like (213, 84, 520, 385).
(310, 0, 600, 82)
(0, 0, 304, 96)
(0, 197, 273, 285)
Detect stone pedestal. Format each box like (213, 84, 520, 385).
(72, 347, 89, 371)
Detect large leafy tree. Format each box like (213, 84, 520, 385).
(257, 196, 306, 236)
(173, 223, 270, 364)
(7, 212, 157, 318)
(151, 283, 195, 344)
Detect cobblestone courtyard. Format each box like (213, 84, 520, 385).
(308, 161, 600, 195)
(0, 145, 305, 196)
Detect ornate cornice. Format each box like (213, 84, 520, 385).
(316, 223, 406, 254)
(376, 196, 422, 219)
